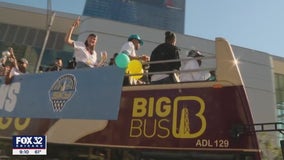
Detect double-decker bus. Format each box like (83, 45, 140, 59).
(0, 38, 261, 159)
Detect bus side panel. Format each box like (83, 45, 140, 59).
(76, 85, 258, 151)
(0, 86, 259, 152)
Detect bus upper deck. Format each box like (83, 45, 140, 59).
(0, 38, 261, 160)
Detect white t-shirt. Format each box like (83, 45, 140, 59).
(73, 41, 97, 68)
(9, 67, 22, 77)
(150, 74, 169, 82)
(180, 60, 210, 82)
(120, 41, 136, 57)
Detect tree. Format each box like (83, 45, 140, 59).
(257, 133, 283, 160)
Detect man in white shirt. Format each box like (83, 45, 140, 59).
(120, 34, 149, 61)
(120, 34, 150, 85)
(180, 50, 210, 82)
(5, 48, 29, 84)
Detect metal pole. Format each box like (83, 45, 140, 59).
(35, 11, 56, 73)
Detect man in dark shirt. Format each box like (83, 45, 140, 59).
(149, 31, 181, 84)
(47, 58, 63, 71)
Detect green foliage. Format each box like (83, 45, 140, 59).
(257, 133, 283, 160)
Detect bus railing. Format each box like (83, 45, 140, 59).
(125, 56, 216, 83)
(124, 37, 243, 86)
(231, 122, 284, 139)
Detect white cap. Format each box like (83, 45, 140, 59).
(1, 51, 11, 57)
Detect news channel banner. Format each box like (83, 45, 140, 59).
(12, 135, 47, 155)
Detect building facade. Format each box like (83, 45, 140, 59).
(83, 0, 185, 33)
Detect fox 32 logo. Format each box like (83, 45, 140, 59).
(13, 135, 46, 149)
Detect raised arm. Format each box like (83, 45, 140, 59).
(65, 16, 80, 46)
(8, 47, 18, 70)
(5, 47, 18, 84)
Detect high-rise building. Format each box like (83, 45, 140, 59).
(83, 0, 185, 33)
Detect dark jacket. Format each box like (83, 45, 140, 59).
(149, 43, 181, 73)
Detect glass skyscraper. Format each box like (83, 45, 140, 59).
(83, 0, 185, 33)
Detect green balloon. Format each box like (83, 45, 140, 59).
(115, 53, 130, 68)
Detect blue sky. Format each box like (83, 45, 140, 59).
(186, 0, 284, 58)
(1, 0, 284, 57)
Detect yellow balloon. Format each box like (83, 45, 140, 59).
(129, 68, 144, 80)
(128, 60, 142, 73)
